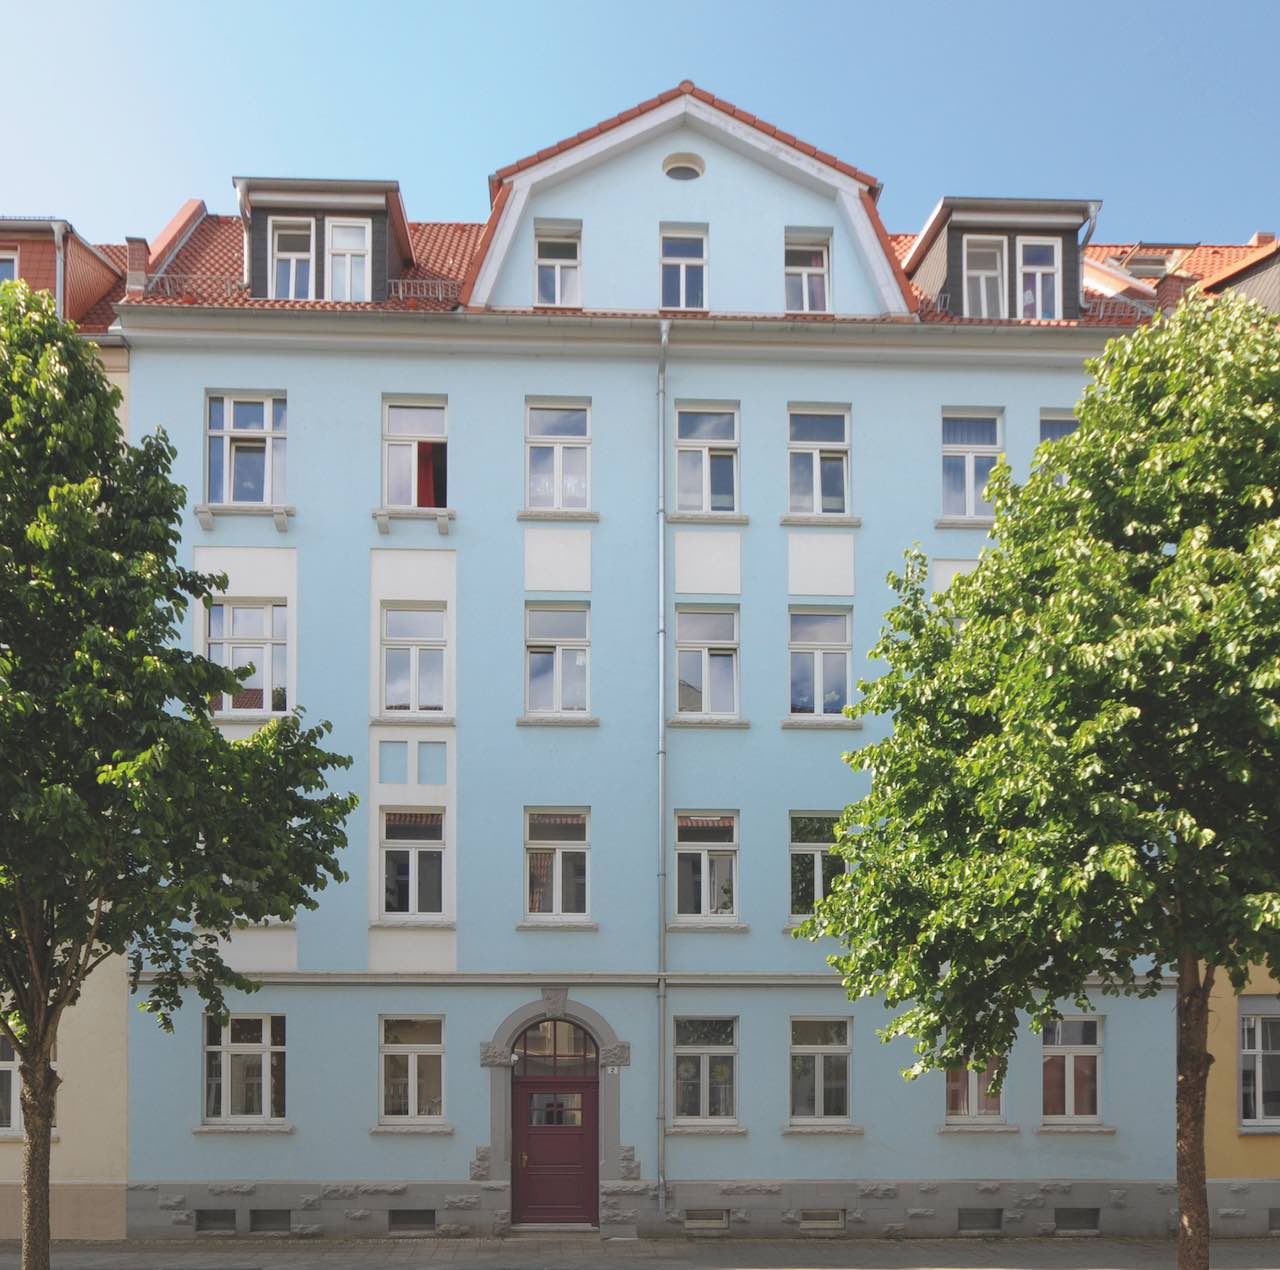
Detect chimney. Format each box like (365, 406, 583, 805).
(1249, 231, 1276, 247)
(125, 237, 150, 294)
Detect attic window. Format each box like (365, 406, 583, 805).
(663, 153, 704, 181)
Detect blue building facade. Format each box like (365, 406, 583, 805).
(116, 84, 1199, 1239)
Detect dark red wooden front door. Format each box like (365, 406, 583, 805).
(510, 1020, 599, 1226)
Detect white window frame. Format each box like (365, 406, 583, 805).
(380, 807, 446, 920)
(788, 812, 843, 921)
(524, 401, 591, 511)
(267, 216, 314, 300)
(784, 240, 830, 313)
(203, 1014, 286, 1124)
(789, 1017, 851, 1123)
(524, 807, 590, 922)
(675, 608, 739, 718)
(206, 599, 289, 716)
(660, 231, 707, 310)
(672, 1017, 737, 1123)
(675, 405, 739, 514)
(378, 1015, 445, 1124)
(674, 811, 738, 920)
(941, 411, 1002, 519)
(525, 604, 590, 715)
(206, 393, 286, 506)
(1016, 235, 1062, 320)
(325, 216, 372, 302)
(961, 234, 1008, 319)
(533, 235, 581, 307)
(787, 409, 849, 515)
(380, 603, 447, 715)
(0, 250, 17, 285)
(788, 609, 850, 718)
(381, 397, 448, 510)
(0, 1036, 55, 1135)
(1041, 1017, 1102, 1124)
(945, 1058, 1006, 1125)
(1240, 1013, 1280, 1126)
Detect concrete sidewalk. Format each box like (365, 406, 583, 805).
(0, 1236, 1275, 1269)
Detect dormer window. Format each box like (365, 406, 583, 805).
(269, 219, 313, 300)
(962, 236, 1007, 319)
(1018, 237, 1061, 319)
(535, 237, 580, 307)
(327, 219, 371, 302)
(784, 241, 829, 313)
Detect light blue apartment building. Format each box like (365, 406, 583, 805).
(114, 82, 1197, 1240)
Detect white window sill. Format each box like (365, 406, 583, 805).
(779, 514, 862, 527)
(667, 716, 750, 729)
(193, 1122, 295, 1135)
(372, 507, 456, 536)
(783, 1123, 864, 1136)
(667, 921, 749, 933)
(370, 1122, 453, 1136)
(214, 712, 288, 726)
(0, 1132, 59, 1144)
(195, 503, 294, 533)
(781, 716, 861, 730)
(935, 516, 995, 530)
(1036, 1124, 1116, 1135)
(939, 1122, 1020, 1134)
(667, 1123, 746, 1136)
(516, 509, 600, 522)
(369, 919, 455, 930)
(516, 714, 600, 728)
(666, 512, 749, 525)
(516, 921, 599, 932)
(370, 714, 455, 728)
(1237, 1125, 1280, 1135)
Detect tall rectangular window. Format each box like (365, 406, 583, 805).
(380, 1017, 444, 1122)
(784, 242, 829, 313)
(206, 395, 286, 505)
(789, 813, 843, 919)
(0, 253, 16, 284)
(204, 1015, 286, 1122)
(526, 606, 589, 715)
(269, 218, 313, 299)
(676, 609, 738, 717)
(382, 809, 444, 917)
(788, 411, 848, 515)
(207, 601, 287, 714)
(383, 401, 447, 509)
(1042, 1018, 1101, 1122)
(1241, 1014, 1280, 1125)
(789, 611, 849, 716)
(1039, 411, 1077, 445)
(675, 813, 737, 919)
(676, 408, 738, 513)
(673, 1018, 735, 1121)
(525, 810, 589, 919)
(946, 1059, 1004, 1123)
(327, 219, 371, 301)
(381, 606, 445, 714)
(962, 235, 1007, 319)
(661, 234, 706, 310)
(942, 413, 1000, 518)
(1018, 237, 1061, 320)
(0, 1037, 55, 1132)
(526, 404, 589, 510)
(790, 1019, 850, 1120)
(535, 237, 580, 306)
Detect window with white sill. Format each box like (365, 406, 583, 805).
(326, 218, 371, 302)
(673, 1017, 736, 1121)
(788, 411, 848, 515)
(379, 1016, 444, 1122)
(661, 233, 706, 310)
(0, 1036, 56, 1133)
(790, 1019, 850, 1121)
(789, 611, 849, 717)
(204, 1015, 286, 1122)
(526, 404, 589, 511)
(1240, 1014, 1280, 1125)
(383, 401, 447, 510)
(1018, 237, 1061, 320)
(1042, 1018, 1101, 1123)
(526, 606, 589, 715)
(946, 1058, 1004, 1124)
(942, 413, 1000, 519)
(962, 235, 1007, 319)
(535, 237, 581, 306)
(269, 218, 313, 299)
(207, 600, 288, 715)
(206, 395, 286, 506)
(676, 609, 738, 717)
(784, 242, 829, 313)
(381, 606, 446, 714)
(676, 408, 737, 513)
(675, 812, 737, 919)
(382, 809, 444, 917)
(525, 809, 589, 920)
(789, 813, 844, 919)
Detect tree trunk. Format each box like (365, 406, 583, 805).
(19, 1051, 58, 1270)
(1175, 954, 1214, 1270)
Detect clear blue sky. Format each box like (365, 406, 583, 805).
(3, 0, 1276, 247)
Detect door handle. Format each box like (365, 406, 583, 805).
(520, 1152, 528, 1168)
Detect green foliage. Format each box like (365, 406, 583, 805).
(0, 281, 357, 1042)
(806, 295, 1280, 1078)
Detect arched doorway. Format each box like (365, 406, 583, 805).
(510, 1019, 599, 1226)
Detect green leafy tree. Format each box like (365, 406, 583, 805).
(807, 295, 1280, 1270)
(0, 282, 356, 1269)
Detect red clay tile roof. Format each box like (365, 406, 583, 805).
(1085, 241, 1266, 284)
(75, 243, 127, 333)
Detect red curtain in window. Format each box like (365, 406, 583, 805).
(416, 441, 436, 508)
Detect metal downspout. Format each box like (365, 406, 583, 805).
(655, 318, 671, 1216)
